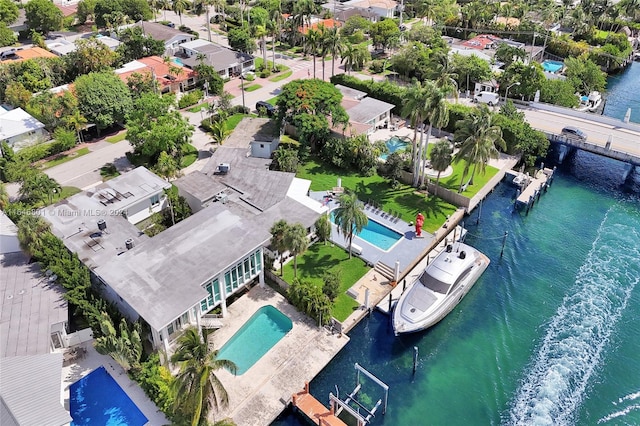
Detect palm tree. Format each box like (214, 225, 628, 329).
(340, 43, 357, 75)
(172, 0, 191, 25)
(94, 312, 142, 373)
(333, 192, 368, 259)
(315, 213, 331, 245)
(454, 105, 506, 192)
(417, 81, 453, 187)
(159, 0, 171, 20)
(148, 0, 160, 21)
(64, 110, 88, 144)
(17, 214, 51, 258)
(429, 139, 453, 196)
(193, 0, 214, 41)
(268, 4, 283, 71)
(253, 24, 268, 70)
(270, 219, 290, 276)
(401, 82, 428, 186)
(210, 119, 231, 145)
(323, 26, 341, 77)
(171, 327, 237, 426)
(305, 28, 321, 78)
(285, 223, 308, 278)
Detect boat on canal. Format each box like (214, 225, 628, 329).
(393, 242, 490, 335)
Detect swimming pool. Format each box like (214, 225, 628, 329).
(379, 136, 410, 160)
(70, 366, 148, 426)
(542, 60, 563, 73)
(172, 57, 184, 66)
(331, 212, 403, 251)
(217, 305, 292, 375)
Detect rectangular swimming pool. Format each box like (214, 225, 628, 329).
(331, 212, 403, 251)
(217, 305, 293, 375)
(70, 366, 148, 426)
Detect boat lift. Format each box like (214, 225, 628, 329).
(329, 363, 389, 426)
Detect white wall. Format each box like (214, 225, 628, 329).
(126, 192, 168, 225)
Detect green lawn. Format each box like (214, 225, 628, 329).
(266, 96, 279, 105)
(225, 113, 249, 131)
(180, 143, 198, 168)
(297, 158, 458, 233)
(243, 84, 262, 92)
(440, 160, 499, 196)
(187, 104, 206, 113)
(42, 148, 90, 169)
(269, 70, 292, 82)
(106, 132, 127, 143)
(35, 186, 82, 208)
(281, 243, 369, 321)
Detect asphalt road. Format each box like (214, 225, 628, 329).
(521, 108, 640, 157)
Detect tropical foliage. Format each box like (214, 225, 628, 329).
(94, 312, 143, 373)
(170, 327, 237, 426)
(333, 191, 368, 258)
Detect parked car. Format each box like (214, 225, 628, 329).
(256, 101, 276, 117)
(473, 91, 500, 106)
(561, 126, 587, 141)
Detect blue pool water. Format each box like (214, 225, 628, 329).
(542, 60, 564, 73)
(217, 305, 292, 375)
(331, 212, 402, 251)
(379, 137, 409, 161)
(172, 57, 184, 66)
(70, 366, 148, 426)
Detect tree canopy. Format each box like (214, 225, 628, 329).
(564, 56, 607, 94)
(24, 0, 63, 34)
(74, 71, 133, 134)
(228, 27, 257, 54)
(115, 26, 165, 64)
(0, 0, 19, 25)
(66, 38, 117, 77)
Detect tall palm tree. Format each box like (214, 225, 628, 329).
(253, 24, 268, 70)
(454, 105, 506, 192)
(323, 26, 341, 77)
(17, 214, 51, 258)
(171, 327, 237, 426)
(193, 0, 214, 41)
(333, 192, 368, 259)
(429, 139, 453, 196)
(417, 81, 453, 187)
(401, 82, 428, 186)
(305, 28, 321, 78)
(172, 0, 191, 25)
(210, 119, 231, 145)
(285, 223, 308, 278)
(270, 219, 290, 276)
(159, 0, 171, 20)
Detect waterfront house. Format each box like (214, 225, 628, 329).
(44, 155, 324, 354)
(178, 39, 254, 79)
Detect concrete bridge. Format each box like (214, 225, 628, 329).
(520, 103, 640, 180)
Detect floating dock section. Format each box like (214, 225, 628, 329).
(514, 167, 555, 213)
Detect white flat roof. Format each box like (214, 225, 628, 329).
(287, 178, 328, 214)
(0, 108, 45, 140)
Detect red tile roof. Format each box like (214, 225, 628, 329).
(461, 34, 501, 50)
(299, 19, 342, 35)
(116, 56, 197, 90)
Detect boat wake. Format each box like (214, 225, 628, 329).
(597, 391, 640, 423)
(506, 204, 640, 426)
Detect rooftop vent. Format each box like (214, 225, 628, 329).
(97, 219, 107, 231)
(217, 163, 230, 174)
(125, 238, 134, 250)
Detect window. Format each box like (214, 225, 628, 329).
(150, 194, 160, 206)
(225, 271, 232, 293)
(244, 259, 251, 279)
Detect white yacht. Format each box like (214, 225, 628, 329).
(393, 242, 490, 335)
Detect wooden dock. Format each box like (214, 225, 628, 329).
(515, 167, 555, 212)
(292, 383, 347, 426)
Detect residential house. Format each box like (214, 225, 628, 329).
(298, 18, 343, 35)
(178, 39, 254, 79)
(115, 55, 197, 93)
(44, 156, 324, 355)
(0, 46, 57, 62)
(320, 2, 378, 22)
(321, 0, 397, 21)
(0, 211, 69, 358)
(0, 212, 73, 425)
(336, 85, 395, 136)
(46, 35, 121, 56)
(0, 107, 47, 151)
(129, 21, 196, 56)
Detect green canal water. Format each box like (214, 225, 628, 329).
(273, 151, 640, 425)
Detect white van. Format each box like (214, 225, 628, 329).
(474, 91, 500, 106)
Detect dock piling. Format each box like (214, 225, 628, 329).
(500, 231, 508, 258)
(413, 346, 418, 374)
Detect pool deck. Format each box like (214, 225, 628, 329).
(208, 285, 349, 426)
(60, 343, 169, 425)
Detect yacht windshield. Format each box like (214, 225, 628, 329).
(419, 271, 450, 294)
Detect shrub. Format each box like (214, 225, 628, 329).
(369, 59, 385, 74)
(330, 74, 405, 115)
(178, 89, 203, 109)
(260, 69, 271, 78)
(230, 105, 250, 114)
(132, 353, 174, 414)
